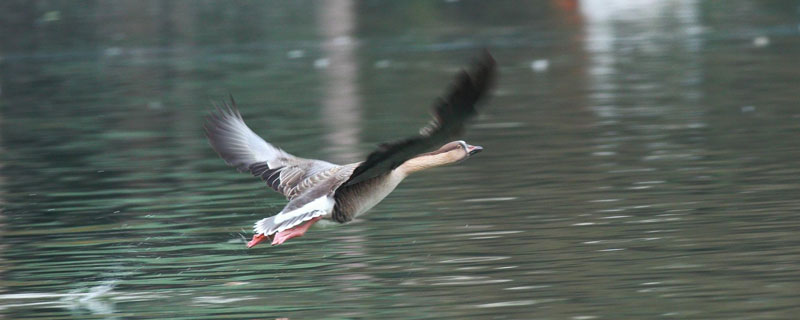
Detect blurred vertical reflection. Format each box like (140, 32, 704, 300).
(0, 94, 6, 296)
(319, 0, 362, 164)
(580, 0, 705, 160)
(317, 1, 373, 318)
(580, 0, 702, 116)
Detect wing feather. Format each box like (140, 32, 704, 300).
(205, 98, 339, 199)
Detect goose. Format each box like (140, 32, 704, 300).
(205, 52, 496, 247)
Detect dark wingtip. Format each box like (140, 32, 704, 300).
(471, 49, 497, 92)
(203, 95, 248, 169)
(477, 49, 496, 68)
(205, 95, 242, 125)
(341, 51, 498, 187)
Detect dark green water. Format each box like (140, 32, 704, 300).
(2, 1, 800, 319)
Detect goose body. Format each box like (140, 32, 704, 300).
(331, 171, 405, 222)
(205, 52, 495, 247)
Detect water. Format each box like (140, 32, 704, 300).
(2, 1, 800, 319)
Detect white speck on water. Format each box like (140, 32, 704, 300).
(609, 168, 656, 173)
(314, 58, 330, 69)
(630, 217, 682, 224)
(686, 25, 705, 35)
(654, 263, 703, 269)
(599, 248, 625, 252)
(330, 36, 353, 46)
(572, 222, 595, 226)
(40, 11, 61, 22)
(461, 231, 523, 237)
(287, 49, 305, 59)
(592, 151, 616, 156)
(753, 36, 769, 47)
(590, 199, 621, 203)
(426, 275, 512, 286)
(573, 316, 598, 320)
(104, 47, 123, 57)
(440, 256, 510, 264)
(635, 180, 664, 184)
(476, 299, 543, 308)
(531, 59, 550, 72)
(495, 266, 518, 270)
(374, 59, 391, 68)
(193, 296, 256, 305)
(464, 197, 517, 202)
(147, 101, 163, 110)
(505, 285, 550, 290)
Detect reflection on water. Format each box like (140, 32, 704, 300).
(2, 1, 800, 319)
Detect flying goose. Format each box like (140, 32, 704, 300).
(205, 52, 496, 247)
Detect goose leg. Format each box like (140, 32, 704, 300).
(271, 217, 323, 246)
(247, 233, 271, 248)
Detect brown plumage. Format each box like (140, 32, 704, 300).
(204, 52, 496, 247)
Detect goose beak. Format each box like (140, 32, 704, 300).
(467, 144, 483, 156)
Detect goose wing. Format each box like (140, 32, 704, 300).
(205, 99, 339, 199)
(342, 51, 496, 186)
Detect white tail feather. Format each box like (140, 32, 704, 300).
(253, 196, 334, 235)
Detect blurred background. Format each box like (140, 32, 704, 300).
(1, 0, 800, 319)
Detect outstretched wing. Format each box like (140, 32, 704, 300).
(204, 98, 339, 199)
(342, 51, 496, 186)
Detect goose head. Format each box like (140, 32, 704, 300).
(440, 140, 483, 160)
(399, 140, 483, 174)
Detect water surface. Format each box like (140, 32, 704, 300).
(2, 1, 800, 319)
